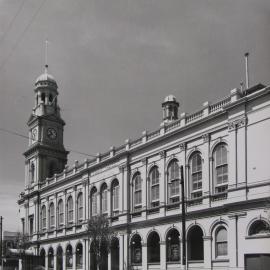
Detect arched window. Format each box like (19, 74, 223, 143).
(90, 187, 97, 216)
(147, 231, 160, 263)
(149, 166, 160, 208)
(168, 160, 180, 203)
(213, 144, 228, 193)
(100, 183, 108, 214)
(41, 93, 45, 103)
(76, 243, 83, 269)
(30, 162, 35, 183)
(111, 179, 119, 216)
(58, 199, 64, 227)
(249, 220, 270, 236)
(131, 234, 142, 265)
(56, 246, 63, 270)
(187, 225, 204, 261)
(133, 173, 142, 210)
(49, 202, 55, 229)
(48, 247, 54, 270)
(67, 196, 74, 224)
(111, 238, 119, 270)
(215, 227, 228, 257)
(49, 94, 53, 103)
(41, 205, 46, 230)
(166, 229, 180, 262)
(77, 193, 83, 222)
(189, 152, 202, 198)
(40, 248, 46, 267)
(66, 245, 73, 268)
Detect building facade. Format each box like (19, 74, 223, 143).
(18, 66, 270, 270)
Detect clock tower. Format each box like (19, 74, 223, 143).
(24, 65, 69, 186)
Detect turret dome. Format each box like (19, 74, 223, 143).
(164, 95, 177, 103)
(35, 65, 57, 89)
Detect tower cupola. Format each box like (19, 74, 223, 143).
(162, 95, 179, 123)
(33, 65, 60, 117)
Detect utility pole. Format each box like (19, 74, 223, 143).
(180, 166, 186, 269)
(0, 216, 3, 270)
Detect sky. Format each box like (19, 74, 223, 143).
(0, 0, 270, 232)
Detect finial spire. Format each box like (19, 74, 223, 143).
(45, 39, 49, 73)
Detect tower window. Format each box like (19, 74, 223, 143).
(49, 94, 53, 103)
(41, 93, 45, 103)
(48, 162, 56, 178)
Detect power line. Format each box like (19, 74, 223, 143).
(0, 127, 96, 158)
(0, 0, 47, 72)
(0, 0, 28, 45)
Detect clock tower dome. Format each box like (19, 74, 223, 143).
(24, 65, 69, 186)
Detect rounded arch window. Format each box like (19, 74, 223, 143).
(49, 202, 55, 229)
(100, 183, 108, 214)
(147, 231, 160, 263)
(149, 166, 160, 208)
(189, 152, 202, 199)
(90, 187, 97, 216)
(41, 93, 45, 103)
(131, 234, 142, 265)
(66, 245, 73, 268)
(213, 143, 228, 193)
(76, 243, 83, 269)
(48, 161, 57, 178)
(249, 220, 270, 236)
(215, 226, 228, 257)
(40, 248, 46, 267)
(167, 159, 180, 203)
(77, 193, 83, 222)
(56, 246, 63, 270)
(67, 196, 74, 223)
(133, 173, 142, 210)
(48, 247, 54, 269)
(41, 205, 46, 230)
(166, 229, 180, 262)
(111, 179, 119, 215)
(187, 225, 204, 261)
(58, 199, 64, 227)
(49, 94, 53, 103)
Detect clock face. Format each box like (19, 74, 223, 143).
(47, 127, 57, 140)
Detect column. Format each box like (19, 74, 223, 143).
(160, 241, 166, 270)
(108, 252, 112, 270)
(119, 234, 124, 270)
(54, 253, 57, 270)
(142, 243, 148, 270)
(141, 160, 147, 219)
(63, 252, 66, 270)
(228, 122, 237, 189)
(201, 134, 210, 205)
(228, 215, 237, 269)
(72, 251, 76, 270)
(107, 188, 111, 218)
(45, 255, 48, 270)
(159, 151, 166, 216)
(203, 236, 212, 270)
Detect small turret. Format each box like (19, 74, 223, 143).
(162, 95, 179, 124)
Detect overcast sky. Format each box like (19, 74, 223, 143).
(0, 0, 270, 231)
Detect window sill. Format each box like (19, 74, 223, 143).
(166, 261, 181, 264)
(211, 192, 227, 201)
(188, 260, 204, 263)
(187, 198, 203, 206)
(212, 258, 229, 262)
(166, 202, 180, 210)
(246, 234, 270, 239)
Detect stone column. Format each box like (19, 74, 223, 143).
(107, 188, 111, 218)
(159, 151, 166, 216)
(54, 253, 57, 270)
(119, 234, 125, 270)
(142, 243, 148, 270)
(72, 251, 76, 270)
(63, 252, 66, 270)
(202, 134, 210, 206)
(141, 159, 147, 219)
(160, 241, 166, 270)
(203, 236, 212, 270)
(45, 255, 48, 270)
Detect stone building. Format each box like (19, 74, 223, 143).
(18, 65, 270, 270)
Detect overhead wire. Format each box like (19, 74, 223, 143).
(0, 0, 28, 45)
(0, 127, 96, 158)
(0, 0, 48, 72)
